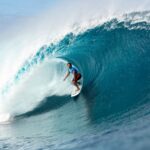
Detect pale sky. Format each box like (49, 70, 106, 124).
(0, 0, 59, 32)
(0, 0, 56, 16)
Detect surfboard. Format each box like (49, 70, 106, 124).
(71, 89, 81, 97)
(71, 85, 82, 97)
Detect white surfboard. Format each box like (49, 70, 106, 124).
(71, 85, 82, 97)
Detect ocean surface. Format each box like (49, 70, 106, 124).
(0, 11, 150, 150)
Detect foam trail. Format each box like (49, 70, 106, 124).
(0, 58, 72, 122)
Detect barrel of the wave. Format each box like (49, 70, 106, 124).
(58, 20, 150, 118)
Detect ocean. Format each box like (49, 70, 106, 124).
(0, 11, 150, 150)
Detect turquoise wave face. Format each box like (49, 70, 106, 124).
(53, 20, 150, 120)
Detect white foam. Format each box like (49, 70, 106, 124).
(0, 113, 11, 123)
(0, 58, 73, 119)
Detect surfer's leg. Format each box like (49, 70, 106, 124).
(72, 79, 80, 91)
(76, 73, 81, 86)
(72, 73, 82, 91)
(77, 73, 81, 80)
(74, 82, 80, 91)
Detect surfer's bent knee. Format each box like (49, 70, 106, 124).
(72, 80, 76, 84)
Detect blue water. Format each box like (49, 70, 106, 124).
(0, 12, 150, 150)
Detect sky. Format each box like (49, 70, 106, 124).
(0, 0, 149, 17)
(0, 0, 57, 29)
(0, 0, 56, 16)
(0, 0, 150, 28)
(0, 0, 65, 33)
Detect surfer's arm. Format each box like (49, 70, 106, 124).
(64, 72, 70, 81)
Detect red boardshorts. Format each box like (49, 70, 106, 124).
(72, 73, 81, 83)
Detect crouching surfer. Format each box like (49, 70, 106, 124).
(63, 63, 82, 92)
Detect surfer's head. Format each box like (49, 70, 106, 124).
(67, 63, 72, 68)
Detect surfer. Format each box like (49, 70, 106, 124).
(64, 63, 81, 91)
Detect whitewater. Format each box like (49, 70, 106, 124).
(0, 0, 150, 149)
